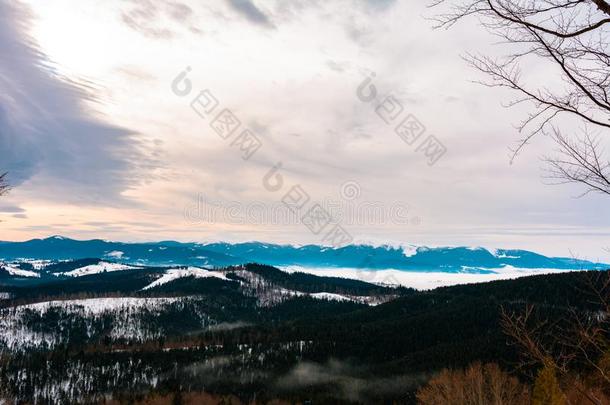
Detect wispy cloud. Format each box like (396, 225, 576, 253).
(0, 1, 154, 205)
(121, 0, 196, 39)
(362, 0, 397, 12)
(0, 205, 25, 214)
(226, 0, 274, 28)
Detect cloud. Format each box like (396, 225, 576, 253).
(3, 0, 609, 261)
(120, 0, 195, 39)
(362, 0, 397, 12)
(206, 321, 252, 331)
(0, 1, 154, 205)
(275, 360, 425, 402)
(226, 0, 273, 28)
(114, 65, 157, 82)
(0, 204, 25, 213)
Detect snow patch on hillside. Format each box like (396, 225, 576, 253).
(0, 297, 189, 350)
(142, 267, 229, 290)
(310, 292, 350, 302)
(15, 259, 52, 270)
(491, 249, 521, 259)
(60, 262, 136, 277)
(308, 291, 388, 306)
(401, 245, 418, 258)
(1, 264, 40, 278)
(352, 239, 421, 257)
(0, 297, 210, 352)
(105, 251, 124, 259)
(17, 297, 179, 314)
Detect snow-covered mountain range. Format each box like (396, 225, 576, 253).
(0, 236, 606, 273)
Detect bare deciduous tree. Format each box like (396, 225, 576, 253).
(0, 173, 9, 197)
(429, 3, 610, 399)
(430, 0, 610, 197)
(501, 272, 610, 404)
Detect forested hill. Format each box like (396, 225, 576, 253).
(0, 265, 607, 404)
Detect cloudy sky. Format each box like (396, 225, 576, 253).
(0, 0, 609, 261)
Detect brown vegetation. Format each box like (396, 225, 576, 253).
(417, 362, 530, 405)
(502, 273, 610, 404)
(100, 391, 292, 405)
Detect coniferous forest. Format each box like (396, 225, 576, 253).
(0, 261, 607, 404)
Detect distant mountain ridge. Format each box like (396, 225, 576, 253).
(0, 236, 606, 272)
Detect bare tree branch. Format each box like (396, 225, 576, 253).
(543, 129, 610, 197)
(0, 173, 10, 197)
(430, 0, 610, 196)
